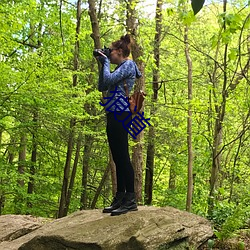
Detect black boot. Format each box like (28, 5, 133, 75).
(111, 192, 138, 216)
(102, 192, 125, 213)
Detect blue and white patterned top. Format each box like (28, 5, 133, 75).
(98, 58, 142, 113)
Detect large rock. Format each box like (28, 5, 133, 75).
(0, 215, 48, 243)
(0, 206, 213, 250)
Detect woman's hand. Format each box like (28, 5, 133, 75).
(96, 51, 108, 64)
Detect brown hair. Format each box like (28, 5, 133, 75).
(112, 34, 131, 57)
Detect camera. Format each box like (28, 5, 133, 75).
(93, 46, 111, 58)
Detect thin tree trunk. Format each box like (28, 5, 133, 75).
(27, 4, 43, 205)
(0, 129, 7, 214)
(0, 129, 2, 147)
(63, 0, 82, 216)
(58, 0, 81, 218)
(18, 135, 26, 187)
(207, 15, 221, 214)
(88, 0, 116, 200)
(58, 119, 75, 218)
(0, 127, 4, 213)
(0, 129, 5, 213)
(126, 0, 145, 202)
(229, 136, 242, 202)
(109, 149, 117, 196)
(27, 110, 38, 207)
(64, 133, 82, 215)
(229, 31, 250, 201)
(15, 135, 27, 214)
(168, 165, 176, 190)
(208, 0, 228, 216)
(28, 132, 36, 193)
(0, 194, 4, 215)
(7, 137, 15, 164)
(72, 0, 81, 88)
(27, 19, 36, 203)
(145, 127, 154, 204)
(80, 0, 102, 209)
(144, 0, 162, 205)
(184, 25, 193, 212)
(91, 164, 110, 209)
(168, 95, 177, 190)
(80, 135, 93, 210)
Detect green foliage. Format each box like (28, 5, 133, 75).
(210, 200, 236, 226)
(214, 204, 250, 240)
(238, 241, 245, 250)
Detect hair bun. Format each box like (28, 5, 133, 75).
(112, 34, 131, 57)
(120, 34, 131, 45)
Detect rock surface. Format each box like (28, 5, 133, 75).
(0, 206, 214, 250)
(0, 214, 48, 243)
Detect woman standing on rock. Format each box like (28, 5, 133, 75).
(95, 34, 141, 216)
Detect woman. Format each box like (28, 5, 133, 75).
(96, 34, 141, 216)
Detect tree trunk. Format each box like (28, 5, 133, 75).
(0, 129, 4, 214)
(80, 0, 102, 210)
(18, 135, 26, 187)
(0, 124, 1, 144)
(28, 110, 38, 206)
(208, 9, 250, 215)
(126, 0, 145, 202)
(27, 6, 43, 206)
(0, 194, 4, 215)
(58, 0, 81, 218)
(58, 119, 75, 218)
(91, 164, 110, 209)
(0, 128, 4, 213)
(15, 134, 26, 214)
(7, 137, 15, 164)
(64, 133, 82, 215)
(208, 0, 228, 216)
(144, 0, 162, 205)
(28, 132, 36, 193)
(80, 135, 93, 210)
(145, 127, 154, 204)
(184, 25, 193, 212)
(109, 149, 117, 196)
(168, 96, 177, 190)
(168, 165, 176, 190)
(63, 0, 82, 216)
(88, 0, 101, 49)
(88, 0, 116, 200)
(72, 0, 81, 87)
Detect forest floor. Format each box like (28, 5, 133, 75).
(200, 230, 250, 249)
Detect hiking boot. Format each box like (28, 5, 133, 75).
(102, 192, 125, 213)
(111, 192, 138, 216)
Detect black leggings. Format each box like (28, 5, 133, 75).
(106, 112, 134, 193)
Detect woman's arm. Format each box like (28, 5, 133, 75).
(102, 59, 133, 88)
(98, 65, 108, 91)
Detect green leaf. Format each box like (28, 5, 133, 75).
(191, 0, 205, 15)
(221, 29, 232, 44)
(208, 239, 215, 249)
(228, 48, 238, 61)
(181, 10, 196, 26)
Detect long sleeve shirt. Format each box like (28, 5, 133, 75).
(98, 58, 142, 113)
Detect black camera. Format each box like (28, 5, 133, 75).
(93, 46, 111, 58)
